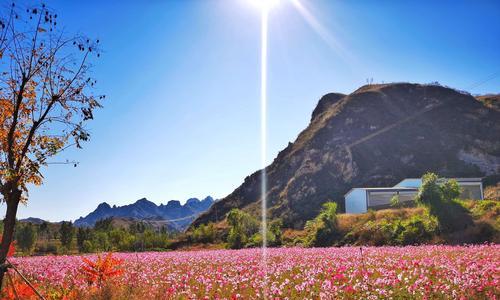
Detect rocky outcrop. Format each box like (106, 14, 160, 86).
(193, 83, 500, 229)
(75, 196, 214, 231)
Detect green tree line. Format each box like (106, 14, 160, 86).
(7, 218, 174, 255)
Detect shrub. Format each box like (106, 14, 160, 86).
(77, 227, 93, 252)
(305, 202, 339, 247)
(468, 200, 500, 220)
(416, 173, 472, 233)
(93, 231, 111, 251)
(268, 219, 283, 247)
(59, 221, 75, 250)
(415, 173, 443, 207)
(15, 223, 37, 254)
(245, 220, 283, 248)
(109, 229, 136, 251)
(35, 241, 60, 255)
(390, 194, 400, 207)
(82, 240, 95, 253)
(226, 209, 259, 249)
(343, 211, 438, 246)
(192, 223, 217, 244)
(396, 214, 438, 245)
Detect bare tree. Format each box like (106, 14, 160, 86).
(0, 3, 104, 287)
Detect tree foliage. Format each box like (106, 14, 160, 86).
(415, 172, 471, 233)
(226, 209, 260, 249)
(15, 222, 37, 253)
(59, 221, 74, 250)
(0, 3, 104, 284)
(76, 227, 92, 252)
(0, 3, 103, 197)
(305, 202, 339, 247)
(192, 223, 216, 244)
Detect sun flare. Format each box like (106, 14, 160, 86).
(248, 0, 281, 11)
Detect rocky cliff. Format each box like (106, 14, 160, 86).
(75, 196, 214, 231)
(193, 83, 500, 229)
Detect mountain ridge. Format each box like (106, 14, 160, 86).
(75, 196, 214, 231)
(192, 82, 500, 229)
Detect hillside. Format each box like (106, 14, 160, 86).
(19, 217, 47, 225)
(75, 196, 214, 231)
(476, 94, 500, 111)
(193, 83, 500, 229)
(279, 199, 500, 246)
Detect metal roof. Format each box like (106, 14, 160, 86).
(344, 186, 417, 197)
(396, 177, 483, 186)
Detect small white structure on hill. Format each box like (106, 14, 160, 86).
(345, 178, 483, 214)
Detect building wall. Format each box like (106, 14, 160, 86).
(396, 179, 483, 200)
(367, 190, 417, 208)
(459, 183, 483, 200)
(344, 179, 483, 214)
(345, 189, 367, 213)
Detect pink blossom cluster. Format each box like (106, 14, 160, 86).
(10, 244, 499, 299)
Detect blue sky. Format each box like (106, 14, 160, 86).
(11, 0, 500, 221)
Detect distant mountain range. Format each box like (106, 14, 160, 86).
(72, 196, 214, 231)
(19, 217, 47, 225)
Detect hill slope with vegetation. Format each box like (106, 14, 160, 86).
(193, 83, 500, 229)
(187, 174, 499, 249)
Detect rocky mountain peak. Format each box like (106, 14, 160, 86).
(193, 83, 500, 229)
(96, 202, 111, 211)
(75, 196, 214, 231)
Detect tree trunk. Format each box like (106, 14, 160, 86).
(0, 190, 21, 290)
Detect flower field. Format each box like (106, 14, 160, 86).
(6, 244, 500, 299)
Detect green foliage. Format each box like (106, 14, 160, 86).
(82, 240, 95, 253)
(305, 202, 339, 247)
(77, 227, 92, 252)
(344, 212, 439, 246)
(416, 173, 470, 233)
(15, 223, 37, 253)
(467, 200, 500, 219)
(268, 219, 283, 247)
(59, 221, 75, 249)
(396, 214, 439, 245)
(441, 180, 461, 202)
(39, 221, 49, 233)
(35, 241, 60, 255)
(192, 223, 217, 243)
(74, 220, 171, 253)
(129, 222, 147, 234)
(415, 173, 443, 206)
(390, 194, 400, 207)
(94, 218, 113, 231)
(226, 209, 260, 249)
(93, 231, 111, 251)
(245, 219, 283, 248)
(109, 228, 136, 251)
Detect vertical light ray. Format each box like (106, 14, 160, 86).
(260, 7, 269, 299)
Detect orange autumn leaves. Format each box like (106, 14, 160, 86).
(0, 234, 16, 257)
(2, 281, 37, 300)
(1, 251, 124, 299)
(80, 253, 124, 287)
(0, 242, 38, 300)
(0, 5, 103, 213)
(0, 81, 66, 194)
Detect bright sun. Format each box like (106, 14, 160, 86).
(248, 0, 281, 11)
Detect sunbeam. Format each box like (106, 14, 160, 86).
(260, 7, 270, 299)
(290, 0, 354, 64)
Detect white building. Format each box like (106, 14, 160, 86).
(345, 178, 483, 214)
